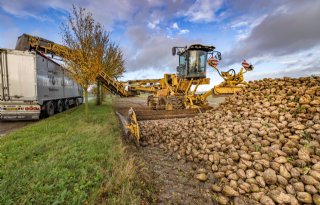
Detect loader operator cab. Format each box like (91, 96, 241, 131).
(172, 44, 219, 79)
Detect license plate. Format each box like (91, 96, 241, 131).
(6, 107, 18, 110)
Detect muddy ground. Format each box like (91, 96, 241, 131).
(113, 96, 228, 205)
(0, 121, 33, 136)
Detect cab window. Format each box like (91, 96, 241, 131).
(189, 51, 207, 73)
(179, 55, 186, 66)
(199, 51, 206, 72)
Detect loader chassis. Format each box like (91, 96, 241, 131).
(125, 44, 253, 144)
(126, 44, 251, 111)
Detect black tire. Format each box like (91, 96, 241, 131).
(56, 100, 63, 113)
(75, 98, 80, 106)
(147, 95, 156, 109)
(156, 97, 167, 110)
(167, 96, 184, 110)
(64, 100, 69, 110)
(46, 101, 55, 116)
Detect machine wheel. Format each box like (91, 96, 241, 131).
(147, 95, 157, 109)
(64, 99, 69, 110)
(56, 100, 63, 113)
(166, 96, 184, 110)
(156, 97, 167, 110)
(46, 101, 55, 117)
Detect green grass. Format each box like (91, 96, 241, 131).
(0, 101, 146, 205)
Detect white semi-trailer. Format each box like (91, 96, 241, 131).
(0, 49, 83, 120)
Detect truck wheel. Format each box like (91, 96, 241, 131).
(75, 98, 80, 106)
(56, 100, 63, 113)
(46, 101, 55, 116)
(64, 100, 69, 110)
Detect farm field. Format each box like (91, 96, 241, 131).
(0, 101, 148, 205)
(1, 76, 320, 205)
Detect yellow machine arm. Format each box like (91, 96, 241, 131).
(208, 57, 253, 95)
(15, 33, 137, 97)
(16, 33, 68, 57)
(127, 79, 162, 93)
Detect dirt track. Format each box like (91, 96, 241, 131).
(113, 96, 227, 204)
(0, 121, 33, 136)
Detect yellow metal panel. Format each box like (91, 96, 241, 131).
(213, 86, 243, 95)
(156, 89, 169, 97)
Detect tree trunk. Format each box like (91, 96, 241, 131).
(101, 87, 105, 102)
(96, 81, 101, 105)
(84, 88, 89, 118)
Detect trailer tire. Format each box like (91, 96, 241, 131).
(56, 100, 63, 113)
(46, 101, 55, 116)
(75, 98, 80, 106)
(64, 100, 69, 110)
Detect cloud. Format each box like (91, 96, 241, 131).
(0, 13, 21, 48)
(224, 0, 320, 65)
(179, 29, 190, 35)
(148, 20, 160, 29)
(223, 0, 290, 19)
(230, 21, 248, 29)
(0, 0, 135, 28)
(0, 1, 52, 21)
(1, 0, 319, 85)
(183, 0, 223, 22)
(248, 66, 320, 80)
(170, 22, 189, 35)
(0, 28, 21, 49)
(125, 26, 149, 48)
(120, 68, 166, 81)
(0, 0, 198, 73)
(124, 25, 199, 72)
(172, 22, 179, 30)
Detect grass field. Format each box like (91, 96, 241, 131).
(0, 101, 146, 205)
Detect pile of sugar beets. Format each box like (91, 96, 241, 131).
(140, 76, 320, 205)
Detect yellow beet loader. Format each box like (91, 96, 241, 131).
(124, 44, 253, 144)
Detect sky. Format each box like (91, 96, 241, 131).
(0, 0, 319, 91)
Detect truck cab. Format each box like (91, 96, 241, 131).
(173, 44, 216, 79)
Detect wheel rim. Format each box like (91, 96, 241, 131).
(47, 103, 54, 116)
(65, 101, 69, 109)
(58, 101, 63, 112)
